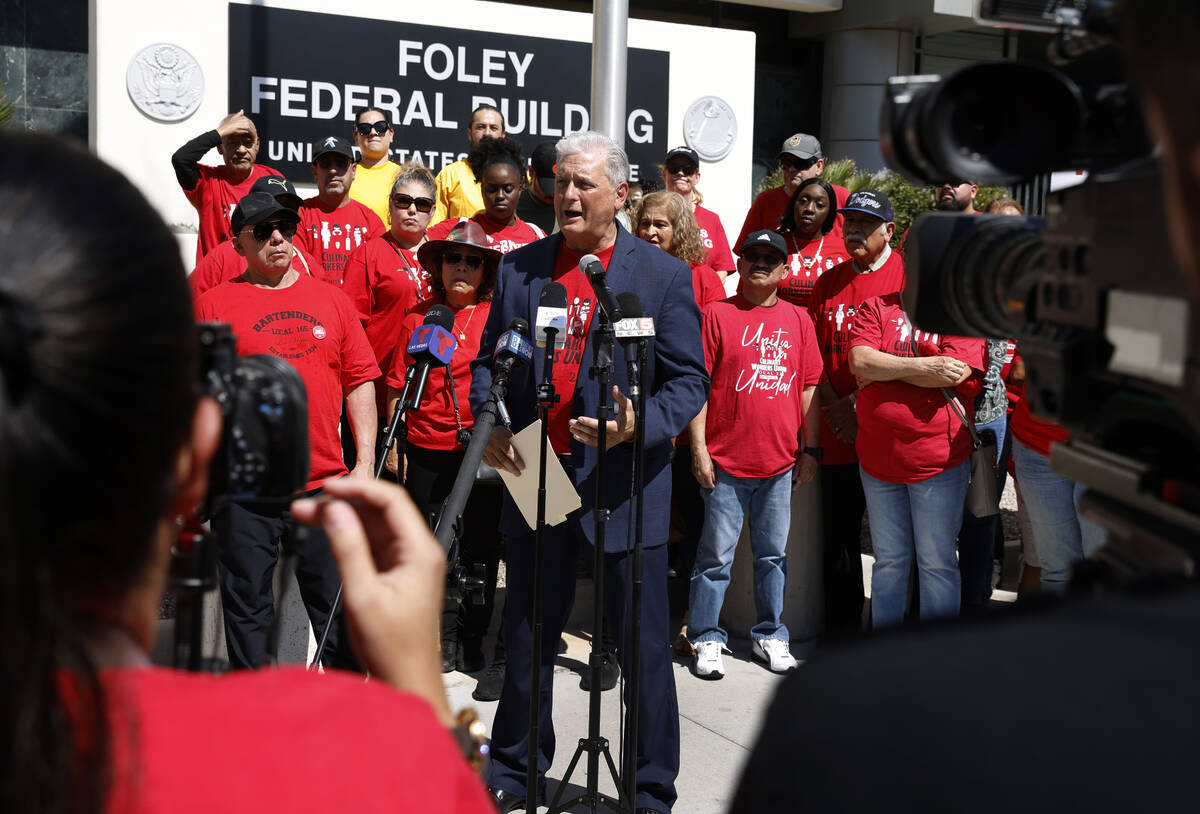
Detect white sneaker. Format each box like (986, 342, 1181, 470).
(752, 638, 799, 673)
(692, 641, 726, 679)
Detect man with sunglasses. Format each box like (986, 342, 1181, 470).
(432, 104, 506, 226)
(296, 136, 385, 286)
(172, 109, 283, 265)
(349, 107, 402, 224)
(687, 230, 822, 680)
(195, 190, 381, 673)
(735, 132, 850, 250)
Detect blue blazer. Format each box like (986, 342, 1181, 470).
(470, 225, 710, 551)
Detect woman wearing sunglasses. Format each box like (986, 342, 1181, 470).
(386, 221, 504, 677)
(343, 164, 439, 418)
(425, 136, 546, 252)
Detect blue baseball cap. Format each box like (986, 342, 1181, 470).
(840, 190, 894, 222)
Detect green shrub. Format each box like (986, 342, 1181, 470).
(758, 157, 1008, 247)
(0, 88, 12, 129)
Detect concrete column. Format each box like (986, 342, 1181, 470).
(821, 28, 914, 172)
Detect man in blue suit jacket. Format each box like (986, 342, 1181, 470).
(470, 131, 709, 813)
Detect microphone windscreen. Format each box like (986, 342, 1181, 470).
(509, 317, 530, 336)
(425, 304, 455, 331)
(616, 292, 643, 319)
(579, 253, 603, 279)
(539, 281, 568, 309)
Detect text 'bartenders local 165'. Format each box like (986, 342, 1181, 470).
(228, 5, 670, 182)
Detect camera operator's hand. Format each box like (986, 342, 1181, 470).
(483, 425, 524, 475)
(292, 478, 452, 726)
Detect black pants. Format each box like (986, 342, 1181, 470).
(404, 443, 503, 647)
(670, 446, 705, 589)
(820, 463, 868, 635)
(214, 493, 358, 671)
(487, 522, 680, 812)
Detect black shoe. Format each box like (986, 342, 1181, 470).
(490, 787, 541, 813)
(441, 640, 458, 674)
(459, 639, 485, 673)
(579, 649, 620, 691)
(473, 658, 505, 702)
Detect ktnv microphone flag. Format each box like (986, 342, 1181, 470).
(405, 304, 458, 410)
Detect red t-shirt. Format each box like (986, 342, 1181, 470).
(425, 213, 547, 253)
(71, 667, 492, 813)
(702, 295, 823, 478)
(806, 251, 907, 465)
(1010, 379, 1070, 456)
(195, 274, 380, 489)
(694, 204, 735, 273)
(547, 243, 614, 453)
(341, 234, 434, 415)
(676, 261, 727, 447)
(850, 292, 987, 484)
(189, 240, 319, 300)
(296, 198, 386, 286)
(388, 298, 492, 450)
(735, 183, 850, 252)
(184, 162, 282, 264)
(776, 231, 850, 310)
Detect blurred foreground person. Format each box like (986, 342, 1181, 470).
(731, 3, 1200, 810)
(0, 130, 491, 813)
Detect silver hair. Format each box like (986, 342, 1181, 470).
(555, 131, 630, 188)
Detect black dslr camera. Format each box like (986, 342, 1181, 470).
(881, 0, 1200, 572)
(168, 323, 309, 670)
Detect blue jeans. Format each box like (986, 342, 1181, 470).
(689, 463, 792, 644)
(1011, 438, 1107, 593)
(861, 460, 969, 629)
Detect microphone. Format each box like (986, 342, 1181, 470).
(614, 292, 654, 400)
(405, 304, 458, 410)
(535, 282, 568, 350)
(581, 254, 623, 323)
(491, 317, 533, 400)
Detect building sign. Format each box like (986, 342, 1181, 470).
(228, 4, 670, 182)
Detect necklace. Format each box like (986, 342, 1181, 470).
(452, 303, 478, 341)
(790, 233, 825, 271)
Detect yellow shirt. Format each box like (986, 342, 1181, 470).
(349, 160, 402, 225)
(432, 159, 483, 226)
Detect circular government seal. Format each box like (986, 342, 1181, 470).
(126, 43, 204, 122)
(682, 96, 737, 162)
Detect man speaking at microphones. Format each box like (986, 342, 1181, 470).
(470, 131, 708, 814)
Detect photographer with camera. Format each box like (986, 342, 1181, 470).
(0, 130, 492, 812)
(195, 190, 380, 671)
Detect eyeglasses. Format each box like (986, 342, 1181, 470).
(780, 156, 818, 172)
(356, 120, 391, 136)
(390, 194, 434, 213)
(666, 163, 698, 176)
(246, 219, 298, 242)
(442, 251, 485, 270)
(743, 250, 783, 265)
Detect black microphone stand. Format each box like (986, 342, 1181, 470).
(528, 323, 561, 811)
(550, 312, 629, 814)
(621, 336, 649, 805)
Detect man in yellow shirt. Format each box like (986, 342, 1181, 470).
(348, 107, 401, 224)
(431, 104, 505, 226)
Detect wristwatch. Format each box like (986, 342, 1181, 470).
(802, 446, 824, 461)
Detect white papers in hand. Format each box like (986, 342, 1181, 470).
(498, 420, 582, 529)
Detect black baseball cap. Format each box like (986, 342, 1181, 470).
(531, 141, 557, 196)
(664, 146, 700, 166)
(231, 191, 301, 235)
(841, 190, 895, 222)
(311, 135, 355, 163)
(250, 175, 303, 210)
(738, 229, 788, 261)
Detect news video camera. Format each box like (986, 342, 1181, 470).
(881, 0, 1200, 573)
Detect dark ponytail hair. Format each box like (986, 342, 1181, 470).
(778, 178, 838, 237)
(0, 131, 198, 813)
